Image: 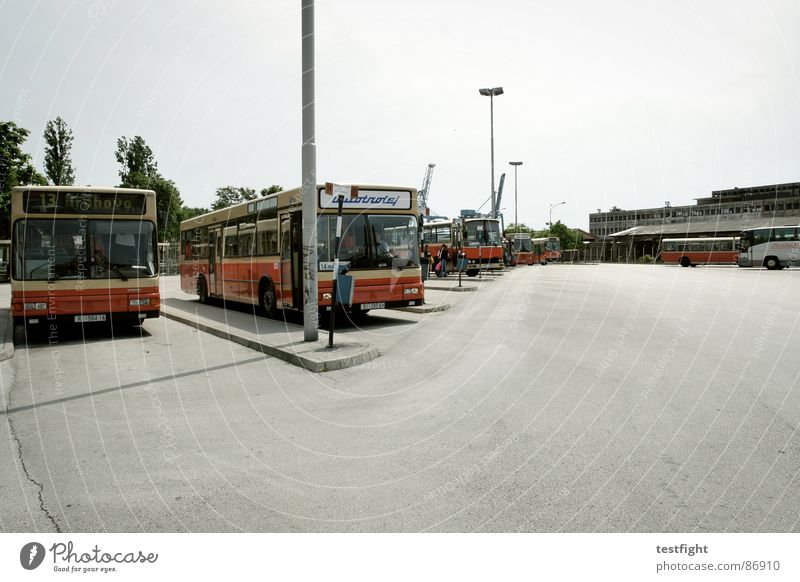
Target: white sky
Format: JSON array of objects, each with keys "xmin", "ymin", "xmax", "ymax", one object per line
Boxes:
[{"xmin": 1, "ymin": 0, "xmax": 799, "ymax": 229}]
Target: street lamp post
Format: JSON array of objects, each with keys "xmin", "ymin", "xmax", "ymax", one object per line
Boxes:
[
  {"xmin": 479, "ymin": 87, "xmax": 504, "ymax": 219},
  {"xmin": 509, "ymin": 161, "xmax": 522, "ymax": 230},
  {"xmin": 549, "ymin": 201, "xmax": 566, "ymax": 234}
]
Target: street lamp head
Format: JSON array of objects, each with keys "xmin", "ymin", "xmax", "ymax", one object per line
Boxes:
[
  {"xmin": 479, "ymin": 87, "xmax": 504, "ymax": 96},
  {"xmin": 509, "ymin": 161, "xmax": 523, "ymax": 167}
]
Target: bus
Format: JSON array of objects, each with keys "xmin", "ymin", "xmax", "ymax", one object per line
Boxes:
[
  {"xmin": 661, "ymin": 237, "xmax": 739, "ymax": 267},
  {"xmin": 508, "ymin": 233, "xmax": 533, "ymax": 266},
  {"xmin": 736, "ymin": 226, "xmax": 800, "ymax": 270},
  {"xmin": 179, "ymin": 184, "xmax": 423, "ymax": 318},
  {"xmin": 530, "ymin": 236, "xmax": 562, "ymax": 264},
  {"xmin": 422, "ymin": 216, "xmax": 504, "ymax": 276},
  {"xmin": 11, "ymin": 186, "xmax": 161, "ymax": 327}
]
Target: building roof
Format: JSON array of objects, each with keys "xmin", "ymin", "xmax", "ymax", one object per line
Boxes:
[{"xmin": 608, "ymin": 217, "xmax": 800, "ymax": 238}]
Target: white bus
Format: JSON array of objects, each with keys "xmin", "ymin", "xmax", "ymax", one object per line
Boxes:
[{"xmin": 737, "ymin": 226, "xmax": 800, "ymax": 270}]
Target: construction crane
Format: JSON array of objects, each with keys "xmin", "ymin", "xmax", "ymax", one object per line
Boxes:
[
  {"xmin": 418, "ymin": 163, "xmax": 435, "ymax": 218},
  {"xmin": 495, "ymin": 173, "xmax": 506, "ymax": 219}
]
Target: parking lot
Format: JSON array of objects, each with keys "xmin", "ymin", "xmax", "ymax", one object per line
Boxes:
[{"xmin": 2, "ymin": 264, "xmax": 800, "ymax": 532}]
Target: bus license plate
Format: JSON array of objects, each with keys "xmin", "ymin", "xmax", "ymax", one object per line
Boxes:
[
  {"xmin": 361, "ymin": 303, "xmax": 385, "ymax": 310},
  {"xmin": 74, "ymin": 314, "xmax": 107, "ymax": 323}
]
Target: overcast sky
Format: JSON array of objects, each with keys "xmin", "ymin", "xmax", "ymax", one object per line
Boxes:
[{"xmin": 2, "ymin": 0, "xmax": 798, "ymax": 229}]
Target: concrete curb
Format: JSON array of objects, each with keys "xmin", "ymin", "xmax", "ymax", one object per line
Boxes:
[
  {"xmin": 392, "ymin": 302, "xmax": 452, "ymax": 314},
  {"xmin": 161, "ymin": 308, "xmax": 379, "ymax": 373},
  {"xmin": 0, "ymin": 309, "xmax": 14, "ymax": 362},
  {"xmin": 423, "ymin": 285, "xmax": 477, "ymax": 292}
]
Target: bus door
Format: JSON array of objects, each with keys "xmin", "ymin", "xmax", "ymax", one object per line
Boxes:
[
  {"xmin": 208, "ymin": 226, "xmax": 222, "ymax": 296},
  {"xmin": 280, "ymin": 212, "xmax": 303, "ymax": 308}
]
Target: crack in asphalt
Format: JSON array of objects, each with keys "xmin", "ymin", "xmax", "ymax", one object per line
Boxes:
[{"xmin": 5, "ymin": 360, "xmax": 62, "ymax": 533}]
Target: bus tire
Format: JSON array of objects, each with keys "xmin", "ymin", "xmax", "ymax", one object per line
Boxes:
[
  {"xmin": 466, "ymin": 268, "xmax": 479, "ymax": 277},
  {"xmin": 198, "ymin": 276, "xmax": 208, "ymax": 304},
  {"xmin": 680, "ymin": 257, "xmax": 691, "ymax": 267},
  {"xmin": 764, "ymin": 256, "xmax": 781, "ymax": 270},
  {"xmin": 259, "ymin": 279, "xmax": 278, "ymax": 317}
]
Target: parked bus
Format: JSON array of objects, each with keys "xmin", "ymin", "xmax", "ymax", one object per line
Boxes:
[
  {"xmin": 422, "ymin": 216, "xmax": 504, "ymax": 276},
  {"xmin": 530, "ymin": 236, "xmax": 562, "ymax": 264},
  {"xmin": 661, "ymin": 237, "xmax": 739, "ymax": 267},
  {"xmin": 179, "ymin": 184, "xmax": 423, "ymax": 318},
  {"xmin": 11, "ymin": 186, "xmax": 160, "ymax": 327},
  {"xmin": 736, "ymin": 226, "xmax": 800, "ymax": 270},
  {"xmin": 508, "ymin": 233, "xmax": 533, "ymax": 266}
]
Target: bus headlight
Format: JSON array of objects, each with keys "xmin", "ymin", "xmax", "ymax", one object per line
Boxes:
[
  {"xmin": 23, "ymin": 302, "xmax": 47, "ymax": 310},
  {"xmin": 129, "ymin": 298, "xmax": 151, "ymax": 306},
  {"xmin": 404, "ymin": 288, "xmax": 420, "ymax": 295},
  {"xmin": 322, "ymin": 293, "xmax": 332, "ymax": 300}
]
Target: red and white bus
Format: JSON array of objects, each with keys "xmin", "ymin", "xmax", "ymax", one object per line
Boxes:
[
  {"xmin": 736, "ymin": 226, "xmax": 800, "ymax": 269},
  {"xmin": 422, "ymin": 216, "xmax": 504, "ymax": 276},
  {"xmin": 11, "ymin": 186, "xmax": 161, "ymax": 327},
  {"xmin": 661, "ymin": 237, "xmax": 739, "ymax": 267},
  {"xmin": 508, "ymin": 233, "xmax": 533, "ymax": 266},
  {"xmin": 530, "ymin": 236, "xmax": 562, "ymax": 264},
  {"xmin": 179, "ymin": 184, "xmax": 423, "ymax": 318}
]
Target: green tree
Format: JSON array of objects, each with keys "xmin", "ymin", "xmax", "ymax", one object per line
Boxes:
[
  {"xmin": 504, "ymin": 223, "xmax": 531, "ymax": 235},
  {"xmin": 210, "ymin": 185, "xmax": 282, "ymax": 210},
  {"xmin": 260, "ymin": 185, "xmax": 282, "ymax": 197},
  {"xmin": 115, "ymin": 136, "xmax": 158, "ymax": 183},
  {"xmin": 43, "ymin": 116, "xmax": 76, "ymax": 185},
  {"xmin": 180, "ymin": 206, "xmax": 208, "ymax": 221},
  {"xmin": 0, "ymin": 121, "xmax": 47, "ymax": 237},
  {"xmin": 115, "ymin": 135, "xmax": 183, "ymax": 242},
  {"xmin": 549, "ymin": 220, "xmax": 577, "ymax": 250}
]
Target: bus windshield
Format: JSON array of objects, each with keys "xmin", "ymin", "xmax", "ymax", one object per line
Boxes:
[
  {"xmin": 317, "ymin": 214, "xmax": 419, "ymax": 269},
  {"xmin": 513, "ymin": 238, "xmax": 532, "ymax": 252},
  {"xmin": 465, "ymin": 220, "xmax": 501, "ymax": 245},
  {"xmin": 14, "ymin": 219, "xmax": 156, "ymax": 281}
]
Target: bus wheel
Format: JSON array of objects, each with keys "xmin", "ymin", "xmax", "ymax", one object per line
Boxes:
[
  {"xmin": 680, "ymin": 257, "xmax": 691, "ymax": 267},
  {"xmin": 764, "ymin": 257, "xmax": 781, "ymax": 270},
  {"xmin": 198, "ymin": 277, "xmax": 208, "ymax": 304},
  {"xmin": 259, "ymin": 280, "xmax": 277, "ymax": 317},
  {"xmin": 466, "ymin": 269, "xmax": 479, "ymax": 277}
]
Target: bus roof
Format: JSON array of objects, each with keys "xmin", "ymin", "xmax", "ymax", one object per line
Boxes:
[
  {"xmin": 12, "ymin": 185, "xmax": 155, "ymax": 195},
  {"xmin": 181, "ymin": 183, "xmax": 417, "ymax": 230}
]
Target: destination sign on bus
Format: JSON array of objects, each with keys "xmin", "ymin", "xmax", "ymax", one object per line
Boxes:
[
  {"xmin": 23, "ymin": 191, "xmax": 147, "ymax": 215},
  {"xmin": 318, "ymin": 188, "xmax": 412, "ymax": 210}
]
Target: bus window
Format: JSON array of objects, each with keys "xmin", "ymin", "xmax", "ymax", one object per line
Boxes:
[{"xmin": 774, "ymin": 228, "xmax": 797, "ymax": 241}]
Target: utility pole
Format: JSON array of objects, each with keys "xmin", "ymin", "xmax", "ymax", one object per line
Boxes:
[{"xmin": 301, "ymin": 0, "xmax": 318, "ymax": 341}]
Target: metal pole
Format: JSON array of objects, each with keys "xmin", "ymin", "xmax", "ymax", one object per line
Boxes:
[
  {"xmin": 328, "ymin": 194, "xmax": 343, "ymax": 349},
  {"xmin": 514, "ymin": 164, "xmax": 518, "ymax": 229},
  {"xmin": 490, "ymin": 95, "xmax": 496, "ymax": 220},
  {"xmin": 301, "ymin": 0, "xmax": 318, "ymax": 341}
]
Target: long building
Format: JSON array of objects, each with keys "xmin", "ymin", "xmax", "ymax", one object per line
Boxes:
[{"xmin": 585, "ymin": 182, "xmax": 800, "ymax": 261}]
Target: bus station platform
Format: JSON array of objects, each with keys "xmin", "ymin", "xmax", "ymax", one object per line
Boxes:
[
  {"xmin": 160, "ymin": 298, "xmax": 380, "ymax": 373},
  {"xmin": 158, "ymin": 277, "xmax": 452, "ymax": 373}
]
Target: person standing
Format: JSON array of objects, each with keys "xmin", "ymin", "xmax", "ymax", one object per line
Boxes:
[
  {"xmin": 422, "ymin": 244, "xmax": 433, "ymax": 281},
  {"xmin": 438, "ymin": 244, "xmax": 449, "ymax": 277}
]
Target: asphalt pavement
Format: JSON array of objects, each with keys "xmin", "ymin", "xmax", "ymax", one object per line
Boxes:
[{"xmin": 2, "ymin": 265, "xmax": 800, "ymax": 533}]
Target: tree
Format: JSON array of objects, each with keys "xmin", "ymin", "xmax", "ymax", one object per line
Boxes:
[
  {"xmin": 210, "ymin": 186, "xmax": 255, "ymax": 211},
  {"xmin": 43, "ymin": 116, "xmax": 76, "ymax": 185},
  {"xmin": 260, "ymin": 185, "xmax": 282, "ymax": 197},
  {"xmin": 122, "ymin": 171, "xmax": 184, "ymax": 242},
  {"xmin": 549, "ymin": 220, "xmax": 578, "ymax": 251},
  {"xmin": 180, "ymin": 206, "xmax": 208, "ymax": 221},
  {"xmin": 115, "ymin": 135, "xmax": 183, "ymax": 242},
  {"xmin": 505, "ymin": 223, "xmax": 531, "ymax": 235},
  {"xmin": 210, "ymin": 185, "xmax": 282, "ymax": 210},
  {"xmin": 0, "ymin": 121, "xmax": 47, "ymax": 237},
  {"xmin": 115, "ymin": 136, "xmax": 158, "ymax": 183}
]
